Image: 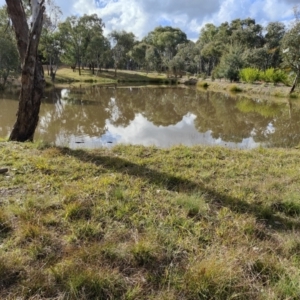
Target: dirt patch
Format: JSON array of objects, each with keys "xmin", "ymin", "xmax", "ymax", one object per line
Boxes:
[{"xmin": 0, "ymin": 187, "xmax": 26, "ymax": 202}]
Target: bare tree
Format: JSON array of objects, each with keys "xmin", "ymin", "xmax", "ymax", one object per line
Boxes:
[{"xmin": 5, "ymin": 0, "xmax": 45, "ymax": 141}]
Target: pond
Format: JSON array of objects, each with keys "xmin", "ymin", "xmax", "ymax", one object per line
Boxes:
[{"xmin": 0, "ymin": 85, "xmax": 300, "ymax": 149}]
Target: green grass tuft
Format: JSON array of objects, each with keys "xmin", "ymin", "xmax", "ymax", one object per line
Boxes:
[
  {"xmin": 1, "ymin": 142, "xmax": 300, "ymax": 298},
  {"xmin": 197, "ymin": 81, "xmax": 209, "ymax": 89},
  {"xmin": 229, "ymin": 84, "xmax": 243, "ymax": 93}
]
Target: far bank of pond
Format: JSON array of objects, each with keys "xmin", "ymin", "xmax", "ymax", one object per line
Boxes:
[
  {"xmin": 198, "ymin": 79, "xmax": 300, "ymax": 99},
  {"xmin": 48, "ymin": 67, "xmax": 300, "ymax": 98},
  {"xmin": 49, "ymin": 67, "xmax": 180, "ymax": 87},
  {"xmin": 5, "ymin": 67, "xmax": 299, "ymax": 98}
]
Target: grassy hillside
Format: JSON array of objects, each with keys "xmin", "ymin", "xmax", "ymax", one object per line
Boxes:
[
  {"xmin": 1, "ymin": 142, "xmax": 300, "ymax": 299},
  {"xmin": 46, "ymin": 67, "xmax": 173, "ymax": 87}
]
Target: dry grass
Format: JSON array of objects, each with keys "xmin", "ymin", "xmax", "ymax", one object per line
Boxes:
[
  {"xmin": 1, "ymin": 142, "xmax": 300, "ymax": 299},
  {"xmin": 199, "ymin": 79, "xmax": 300, "ymax": 99},
  {"xmin": 46, "ymin": 67, "xmax": 172, "ymax": 87}
]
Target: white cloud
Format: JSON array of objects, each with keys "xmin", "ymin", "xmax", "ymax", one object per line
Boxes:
[{"xmin": 0, "ymin": 0, "xmax": 298, "ymax": 40}]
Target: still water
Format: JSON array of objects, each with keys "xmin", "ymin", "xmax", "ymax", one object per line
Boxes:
[{"xmin": 0, "ymin": 85, "xmax": 299, "ymax": 149}]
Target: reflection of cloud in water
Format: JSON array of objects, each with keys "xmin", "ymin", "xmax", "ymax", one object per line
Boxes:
[
  {"xmin": 105, "ymin": 113, "xmax": 260, "ymax": 149},
  {"xmin": 106, "ymin": 97, "xmax": 120, "ymax": 122},
  {"xmin": 106, "ymin": 113, "xmax": 199, "ymax": 147},
  {"xmin": 58, "ymin": 113, "xmax": 261, "ymax": 149},
  {"xmin": 61, "ymin": 89, "xmax": 70, "ymax": 99},
  {"xmin": 265, "ymin": 122, "xmax": 275, "ymax": 135}
]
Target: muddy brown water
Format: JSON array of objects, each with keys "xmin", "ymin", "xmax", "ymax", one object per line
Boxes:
[{"xmin": 1, "ymin": 85, "xmax": 299, "ymax": 149}]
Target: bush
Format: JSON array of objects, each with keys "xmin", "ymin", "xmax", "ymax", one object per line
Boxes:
[
  {"xmin": 260, "ymin": 68, "xmax": 274, "ymax": 82},
  {"xmin": 272, "ymin": 69, "xmax": 288, "ymax": 85},
  {"xmin": 239, "ymin": 68, "xmax": 260, "ymax": 83},
  {"xmin": 197, "ymin": 81, "xmax": 209, "ymax": 89},
  {"xmin": 260, "ymin": 68, "xmax": 288, "ymax": 85},
  {"xmin": 216, "ymin": 45, "xmax": 244, "ymax": 82},
  {"xmin": 229, "ymin": 84, "xmax": 243, "ymax": 93}
]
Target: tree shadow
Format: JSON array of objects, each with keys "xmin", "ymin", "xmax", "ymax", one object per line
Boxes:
[{"xmin": 58, "ymin": 147, "xmax": 300, "ymax": 232}]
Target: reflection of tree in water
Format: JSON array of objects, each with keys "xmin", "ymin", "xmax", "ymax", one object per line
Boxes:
[
  {"xmin": 112, "ymin": 87, "xmax": 186, "ymax": 127},
  {"xmin": 111, "ymin": 87, "xmax": 269, "ymax": 143},
  {"xmin": 196, "ymin": 93, "xmax": 246, "ymax": 142},
  {"xmin": 193, "ymin": 92, "xmax": 276, "ymax": 143},
  {"xmin": 234, "ymin": 97, "xmax": 282, "ymax": 143},
  {"xmin": 38, "ymin": 87, "xmax": 113, "ymax": 143},
  {"xmin": 107, "ymin": 88, "xmax": 135, "ymax": 127},
  {"xmin": 142, "ymin": 88, "xmax": 186, "ymax": 126},
  {"xmin": 263, "ymin": 100, "xmax": 300, "ymax": 148},
  {"xmin": 7, "ymin": 85, "xmax": 300, "ymax": 148},
  {"xmin": 229, "ymin": 96, "xmax": 300, "ymax": 147}
]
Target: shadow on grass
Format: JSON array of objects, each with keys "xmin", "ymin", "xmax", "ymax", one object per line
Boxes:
[{"xmin": 58, "ymin": 147, "xmax": 300, "ymax": 232}]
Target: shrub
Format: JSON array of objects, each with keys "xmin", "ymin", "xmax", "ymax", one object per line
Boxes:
[
  {"xmin": 239, "ymin": 68, "xmax": 260, "ymax": 83},
  {"xmin": 260, "ymin": 68, "xmax": 288, "ymax": 85},
  {"xmin": 229, "ymin": 84, "xmax": 243, "ymax": 93},
  {"xmin": 197, "ymin": 81, "xmax": 209, "ymax": 89},
  {"xmin": 272, "ymin": 69, "xmax": 288, "ymax": 85},
  {"xmin": 260, "ymin": 68, "xmax": 274, "ymax": 82}
]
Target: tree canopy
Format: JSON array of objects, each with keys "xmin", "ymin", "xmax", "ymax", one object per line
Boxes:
[{"xmin": 1, "ymin": 3, "xmax": 300, "ymax": 86}]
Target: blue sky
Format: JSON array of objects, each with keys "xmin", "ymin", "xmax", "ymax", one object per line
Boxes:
[{"xmin": 1, "ymin": 0, "xmax": 298, "ymax": 40}]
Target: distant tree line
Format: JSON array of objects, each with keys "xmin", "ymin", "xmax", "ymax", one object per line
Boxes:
[{"xmin": 0, "ymin": 2, "xmax": 300, "ymax": 88}]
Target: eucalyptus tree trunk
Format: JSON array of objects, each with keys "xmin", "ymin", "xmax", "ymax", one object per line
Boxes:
[{"xmin": 5, "ymin": 0, "xmax": 45, "ymax": 142}]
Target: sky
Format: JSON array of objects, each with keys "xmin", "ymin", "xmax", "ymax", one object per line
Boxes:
[{"xmin": 1, "ymin": 0, "xmax": 299, "ymax": 41}]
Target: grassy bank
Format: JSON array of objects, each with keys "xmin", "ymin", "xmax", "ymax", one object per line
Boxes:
[
  {"xmin": 197, "ymin": 79, "xmax": 300, "ymax": 99},
  {"xmin": 1, "ymin": 142, "xmax": 300, "ymax": 299},
  {"xmin": 46, "ymin": 67, "xmax": 176, "ymax": 87},
  {"xmin": 4, "ymin": 68, "xmax": 180, "ymax": 90}
]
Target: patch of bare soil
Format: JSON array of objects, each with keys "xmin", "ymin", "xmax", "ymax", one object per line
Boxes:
[{"xmin": 0, "ymin": 187, "xmax": 26, "ymax": 202}]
